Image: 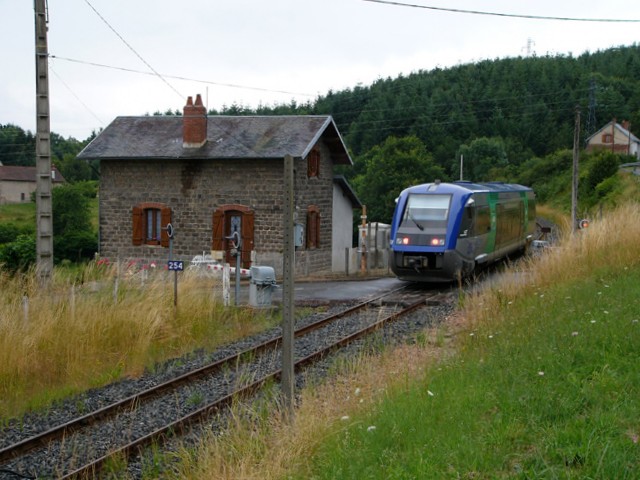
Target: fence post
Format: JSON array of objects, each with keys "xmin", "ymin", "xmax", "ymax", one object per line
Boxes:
[
  {"xmin": 22, "ymin": 296, "xmax": 29, "ymax": 324},
  {"xmin": 345, "ymin": 247, "xmax": 350, "ymax": 276}
]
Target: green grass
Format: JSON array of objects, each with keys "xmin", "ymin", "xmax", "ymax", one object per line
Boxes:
[
  {"xmin": 0, "ymin": 202, "xmax": 35, "ymax": 231},
  {"xmin": 0, "ymin": 197, "xmax": 98, "ymax": 233},
  {"xmin": 302, "ymin": 269, "xmax": 640, "ymax": 479}
]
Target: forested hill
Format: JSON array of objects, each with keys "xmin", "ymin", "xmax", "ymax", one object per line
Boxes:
[
  {"xmin": 2, "ymin": 44, "xmax": 639, "ymax": 220},
  {"xmin": 288, "ymin": 44, "xmax": 639, "ymax": 168}
]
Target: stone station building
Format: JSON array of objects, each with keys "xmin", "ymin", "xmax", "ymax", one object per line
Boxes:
[{"xmin": 77, "ymin": 95, "xmax": 360, "ymax": 276}]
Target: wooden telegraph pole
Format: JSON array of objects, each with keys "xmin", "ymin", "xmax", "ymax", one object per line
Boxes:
[
  {"xmin": 34, "ymin": 0, "xmax": 54, "ymax": 282},
  {"xmin": 281, "ymin": 154, "xmax": 295, "ymax": 419},
  {"xmin": 571, "ymin": 105, "xmax": 581, "ymax": 234}
]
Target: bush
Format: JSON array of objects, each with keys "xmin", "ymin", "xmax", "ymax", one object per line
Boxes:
[
  {"xmin": 54, "ymin": 231, "xmax": 98, "ymax": 263},
  {"xmin": 585, "ymin": 152, "xmax": 620, "ymax": 191},
  {"xmin": 0, "ymin": 234, "xmax": 36, "ymax": 272},
  {"xmin": 0, "ymin": 223, "xmax": 23, "ymax": 245}
]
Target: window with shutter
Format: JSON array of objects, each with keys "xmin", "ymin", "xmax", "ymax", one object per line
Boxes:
[
  {"xmin": 307, "ymin": 147, "xmax": 320, "ymax": 178},
  {"xmin": 132, "ymin": 202, "xmax": 171, "ymax": 247},
  {"xmin": 306, "ymin": 205, "xmax": 320, "ymax": 249}
]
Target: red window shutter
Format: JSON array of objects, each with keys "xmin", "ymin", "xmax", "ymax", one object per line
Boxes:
[
  {"xmin": 306, "ymin": 206, "xmax": 320, "ymax": 249},
  {"xmin": 132, "ymin": 206, "xmax": 144, "ymax": 246},
  {"xmin": 315, "ymin": 211, "xmax": 321, "ymax": 248},
  {"xmin": 212, "ymin": 210, "xmax": 224, "ymax": 251},
  {"xmin": 241, "ymin": 210, "xmax": 255, "ymax": 269},
  {"xmin": 307, "ymin": 149, "xmax": 320, "ymax": 177},
  {"xmin": 160, "ymin": 206, "xmax": 172, "ymax": 247}
]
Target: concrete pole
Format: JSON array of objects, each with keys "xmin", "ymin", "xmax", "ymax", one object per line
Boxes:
[{"xmin": 34, "ymin": 0, "xmax": 54, "ymax": 283}]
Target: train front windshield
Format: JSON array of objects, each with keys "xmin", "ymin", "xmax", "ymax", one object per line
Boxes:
[{"xmin": 402, "ymin": 194, "xmax": 451, "ymax": 227}]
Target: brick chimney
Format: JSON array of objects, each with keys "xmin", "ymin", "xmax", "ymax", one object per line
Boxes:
[{"xmin": 183, "ymin": 94, "xmax": 207, "ymax": 148}]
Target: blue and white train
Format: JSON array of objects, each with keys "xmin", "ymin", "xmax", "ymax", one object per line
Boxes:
[{"xmin": 390, "ymin": 180, "xmax": 536, "ymax": 282}]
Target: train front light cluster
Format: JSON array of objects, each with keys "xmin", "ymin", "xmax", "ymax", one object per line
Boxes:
[{"xmin": 396, "ymin": 236, "xmax": 445, "ymax": 246}]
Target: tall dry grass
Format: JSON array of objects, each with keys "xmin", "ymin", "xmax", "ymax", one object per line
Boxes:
[
  {"xmin": 0, "ymin": 264, "xmax": 275, "ymax": 419},
  {"xmin": 175, "ymin": 333, "xmax": 452, "ymax": 480},
  {"xmin": 463, "ymin": 201, "xmax": 640, "ymax": 329},
  {"xmin": 174, "ymin": 201, "xmax": 640, "ymax": 479}
]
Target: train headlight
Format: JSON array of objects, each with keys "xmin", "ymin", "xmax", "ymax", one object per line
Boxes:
[
  {"xmin": 430, "ymin": 237, "xmax": 445, "ymax": 246},
  {"xmin": 402, "ymin": 237, "xmax": 410, "ymax": 245}
]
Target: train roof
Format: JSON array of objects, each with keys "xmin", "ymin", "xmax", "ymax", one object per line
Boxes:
[{"xmin": 402, "ymin": 181, "xmax": 533, "ymax": 195}]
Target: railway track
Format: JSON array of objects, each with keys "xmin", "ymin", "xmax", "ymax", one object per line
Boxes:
[{"xmin": 0, "ymin": 284, "xmax": 452, "ymax": 479}]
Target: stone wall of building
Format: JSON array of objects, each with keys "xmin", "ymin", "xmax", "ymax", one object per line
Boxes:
[{"xmin": 98, "ymin": 141, "xmax": 335, "ymax": 277}]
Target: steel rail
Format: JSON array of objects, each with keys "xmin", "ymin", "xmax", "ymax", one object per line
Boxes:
[
  {"xmin": 0, "ymin": 285, "xmax": 410, "ymax": 465},
  {"xmin": 60, "ymin": 291, "xmax": 436, "ymax": 479}
]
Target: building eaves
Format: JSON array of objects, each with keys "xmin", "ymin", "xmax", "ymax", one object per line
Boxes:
[
  {"xmin": 333, "ymin": 175, "xmax": 362, "ymax": 208},
  {"xmin": 77, "ymin": 115, "xmax": 353, "ymax": 165}
]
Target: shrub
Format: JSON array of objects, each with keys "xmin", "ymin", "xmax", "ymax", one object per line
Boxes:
[
  {"xmin": 54, "ymin": 231, "xmax": 98, "ymax": 263},
  {"xmin": 0, "ymin": 233, "xmax": 36, "ymax": 272}
]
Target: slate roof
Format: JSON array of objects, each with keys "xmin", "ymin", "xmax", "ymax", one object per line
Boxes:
[
  {"xmin": 0, "ymin": 165, "xmax": 66, "ymax": 183},
  {"xmin": 78, "ymin": 115, "xmax": 352, "ymax": 165},
  {"xmin": 586, "ymin": 120, "xmax": 640, "ymax": 144}
]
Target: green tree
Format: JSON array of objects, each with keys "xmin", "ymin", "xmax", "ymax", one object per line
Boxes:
[
  {"xmin": 353, "ymin": 136, "xmax": 446, "ymax": 224},
  {"xmin": 0, "ymin": 124, "xmax": 35, "ymax": 166},
  {"xmin": 51, "ymin": 184, "xmax": 98, "ymax": 263},
  {"xmin": 455, "ymin": 137, "xmax": 508, "ymax": 181},
  {"xmin": 0, "ymin": 234, "xmax": 36, "ymax": 272},
  {"xmin": 52, "ymin": 184, "xmax": 92, "ymax": 235}
]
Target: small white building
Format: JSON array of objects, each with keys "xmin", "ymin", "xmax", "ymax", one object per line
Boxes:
[
  {"xmin": 585, "ymin": 119, "xmax": 640, "ymax": 159},
  {"xmin": 332, "ymin": 176, "xmax": 362, "ymax": 272},
  {"xmin": 0, "ymin": 164, "xmax": 66, "ymax": 205}
]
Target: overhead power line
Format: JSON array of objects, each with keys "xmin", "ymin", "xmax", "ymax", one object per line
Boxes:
[
  {"xmin": 49, "ymin": 55, "xmax": 316, "ymax": 98},
  {"xmin": 362, "ymin": 0, "xmax": 640, "ymax": 22},
  {"xmin": 83, "ymin": 0, "xmax": 184, "ymax": 100},
  {"xmin": 50, "ymin": 65, "xmax": 106, "ymax": 127}
]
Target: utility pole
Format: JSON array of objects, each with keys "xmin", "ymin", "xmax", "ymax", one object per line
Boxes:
[
  {"xmin": 281, "ymin": 154, "xmax": 295, "ymax": 419},
  {"xmin": 572, "ymin": 105, "xmax": 581, "ymax": 234},
  {"xmin": 34, "ymin": 0, "xmax": 54, "ymax": 283},
  {"xmin": 585, "ymin": 78, "xmax": 597, "ymax": 143}
]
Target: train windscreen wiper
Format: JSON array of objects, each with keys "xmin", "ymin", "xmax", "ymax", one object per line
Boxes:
[{"xmin": 407, "ymin": 211, "xmax": 424, "ymax": 231}]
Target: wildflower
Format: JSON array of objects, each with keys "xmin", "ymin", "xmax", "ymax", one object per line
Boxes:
[
  {"xmin": 538, "ymin": 371, "xmax": 545, "ymax": 376},
  {"xmin": 367, "ymin": 426, "xmax": 376, "ymax": 432},
  {"xmin": 469, "ymin": 332, "xmax": 475, "ymax": 337},
  {"xmin": 354, "ymin": 388, "xmax": 361, "ymax": 396},
  {"xmin": 603, "ymin": 310, "xmax": 609, "ymax": 314},
  {"xmin": 341, "ymin": 416, "xmax": 349, "ymax": 421},
  {"xmin": 427, "ymin": 390, "xmax": 435, "ymax": 397},
  {"xmin": 591, "ymin": 320, "xmax": 596, "ymax": 324},
  {"xmin": 488, "ymin": 335, "xmax": 494, "ymax": 339},
  {"xmin": 571, "ymin": 331, "xmax": 579, "ymax": 336}
]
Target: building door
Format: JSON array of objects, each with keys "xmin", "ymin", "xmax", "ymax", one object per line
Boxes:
[
  {"xmin": 225, "ymin": 212, "xmax": 242, "ymax": 265},
  {"xmin": 212, "ymin": 205, "xmax": 254, "ymax": 269}
]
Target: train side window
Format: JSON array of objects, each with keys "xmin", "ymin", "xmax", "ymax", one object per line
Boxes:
[
  {"xmin": 459, "ymin": 204, "xmax": 475, "ymax": 237},
  {"xmin": 476, "ymin": 206, "xmax": 491, "ymax": 233}
]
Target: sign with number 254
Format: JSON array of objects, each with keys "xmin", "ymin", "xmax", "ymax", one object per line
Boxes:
[{"xmin": 168, "ymin": 261, "xmax": 184, "ymax": 271}]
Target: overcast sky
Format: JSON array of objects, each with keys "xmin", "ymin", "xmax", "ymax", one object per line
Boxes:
[{"xmin": 1, "ymin": 0, "xmax": 639, "ymax": 140}]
